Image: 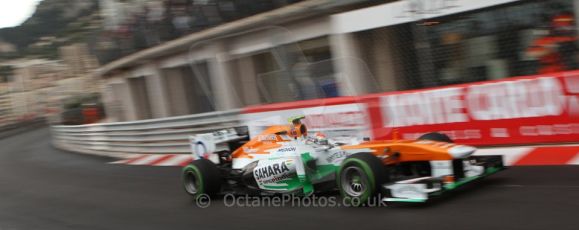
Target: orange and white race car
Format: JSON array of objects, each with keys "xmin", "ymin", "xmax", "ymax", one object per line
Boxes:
[{"xmin": 182, "ymin": 116, "xmax": 504, "ymax": 205}]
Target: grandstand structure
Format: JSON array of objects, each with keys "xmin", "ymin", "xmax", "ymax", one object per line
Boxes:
[{"xmin": 96, "ymin": 0, "xmax": 579, "ymax": 122}]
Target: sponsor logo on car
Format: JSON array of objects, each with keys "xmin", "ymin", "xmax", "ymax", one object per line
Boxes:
[
  {"xmin": 277, "ymin": 147, "xmax": 297, "ymax": 153},
  {"xmin": 254, "ymin": 162, "xmax": 291, "ymax": 180}
]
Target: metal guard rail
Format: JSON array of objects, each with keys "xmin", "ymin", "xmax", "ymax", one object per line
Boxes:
[{"xmin": 51, "ymin": 110, "xmax": 243, "ymax": 157}]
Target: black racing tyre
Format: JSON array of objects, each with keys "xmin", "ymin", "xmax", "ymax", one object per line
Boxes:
[
  {"xmin": 337, "ymin": 153, "xmax": 388, "ymax": 207},
  {"xmin": 418, "ymin": 132, "xmax": 453, "ymax": 143},
  {"xmin": 182, "ymin": 159, "xmax": 222, "ymax": 198}
]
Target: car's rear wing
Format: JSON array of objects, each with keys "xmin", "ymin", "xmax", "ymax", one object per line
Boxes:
[{"xmin": 189, "ymin": 128, "xmax": 247, "ymax": 163}]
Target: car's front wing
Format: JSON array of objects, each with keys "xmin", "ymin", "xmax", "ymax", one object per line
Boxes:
[{"xmin": 382, "ymin": 155, "xmax": 505, "ymax": 202}]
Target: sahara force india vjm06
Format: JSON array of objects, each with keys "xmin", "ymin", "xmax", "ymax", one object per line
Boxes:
[{"xmin": 181, "ymin": 116, "xmax": 505, "ymax": 205}]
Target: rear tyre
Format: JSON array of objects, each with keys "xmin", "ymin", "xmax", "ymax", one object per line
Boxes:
[
  {"xmin": 337, "ymin": 153, "xmax": 388, "ymax": 207},
  {"xmin": 418, "ymin": 132, "xmax": 453, "ymax": 143},
  {"xmin": 182, "ymin": 159, "xmax": 222, "ymax": 198}
]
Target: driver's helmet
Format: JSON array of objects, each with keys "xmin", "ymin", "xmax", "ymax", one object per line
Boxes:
[
  {"xmin": 288, "ymin": 115, "xmax": 307, "ymax": 138},
  {"xmin": 313, "ymin": 132, "xmax": 328, "ymax": 145}
]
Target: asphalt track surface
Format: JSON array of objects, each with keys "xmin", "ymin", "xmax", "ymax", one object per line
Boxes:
[{"xmin": 1, "ymin": 128, "xmax": 578, "ymax": 230}]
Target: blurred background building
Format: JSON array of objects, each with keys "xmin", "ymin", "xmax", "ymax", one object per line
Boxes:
[
  {"xmin": 0, "ymin": 43, "xmax": 102, "ymax": 126},
  {"xmin": 94, "ymin": 0, "xmax": 579, "ymax": 122},
  {"xmin": 0, "ymin": 0, "xmax": 104, "ymax": 126},
  {"xmin": 1, "ymin": 0, "xmax": 579, "ymax": 124},
  {"xmin": 0, "ymin": 80, "xmax": 14, "ymax": 127},
  {"xmin": 60, "ymin": 43, "xmax": 100, "ymax": 76}
]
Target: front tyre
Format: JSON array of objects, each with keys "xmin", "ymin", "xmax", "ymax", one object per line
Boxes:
[
  {"xmin": 182, "ymin": 159, "xmax": 222, "ymax": 198},
  {"xmin": 337, "ymin": 153, "xmax": 387, "ymax": 207}
]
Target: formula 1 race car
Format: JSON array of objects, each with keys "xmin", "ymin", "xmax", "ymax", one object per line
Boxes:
[{"xmin": 182, "ymin": 116, "xmax": 504, "ymax": 205}]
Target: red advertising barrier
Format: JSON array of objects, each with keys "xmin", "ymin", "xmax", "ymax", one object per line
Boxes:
[
  {"xmin": 243, "ymin": 71, "xmax": 579, "ymax": 147},
  {"xmin": 364, "ymin": 71, "xmax": 579, "ymax": 146}
]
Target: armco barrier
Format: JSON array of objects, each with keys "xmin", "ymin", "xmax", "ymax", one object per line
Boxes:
[
  {"xmin": 0, "ymin": 118, "xmax": 47, "ymax": 139},
  {"xmin": 52, "ymin": 71, "xmax": 578, "ymax": 158},
  {"xmin": 51, "ymin": 110, "xmax": 242, "ymax": 158}
]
